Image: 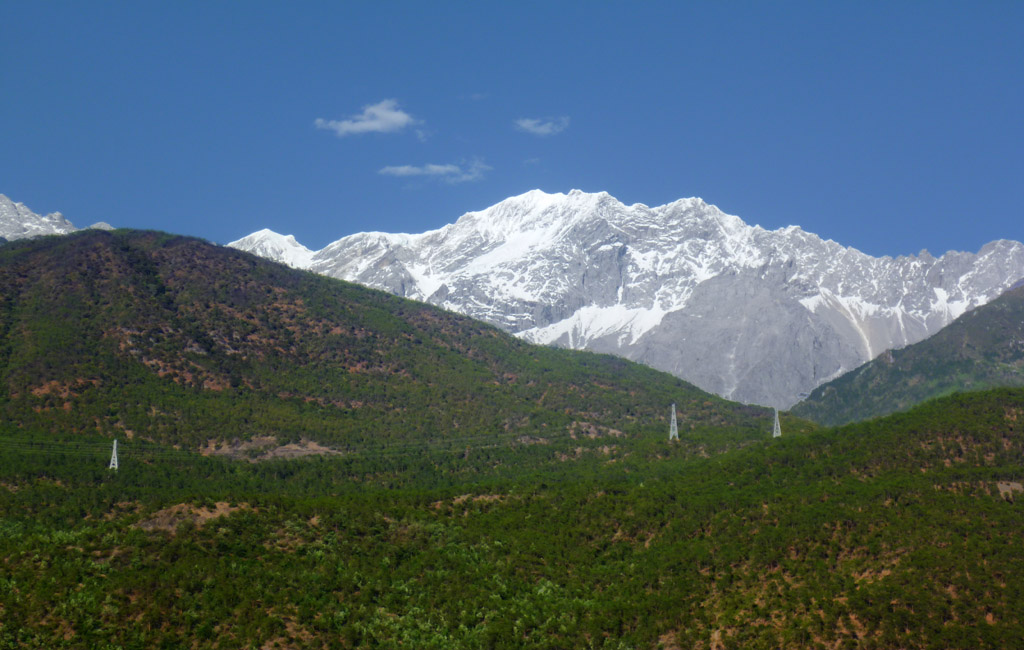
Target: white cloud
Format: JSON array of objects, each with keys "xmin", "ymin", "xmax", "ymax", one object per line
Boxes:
[
  {"xmin": 314, "ymin": 99, "xmax": 418, "ymax": 137},
  {"xmin": 379, "ymin": 163, "xmax": 461, "ymax": 177},
  {"xmin": 379, "ymin": 159, "xmax": 491, "ymax": 184},
  {"xmin": 515, "ymin": 116, "xmax": 570, "ymax": 136}
]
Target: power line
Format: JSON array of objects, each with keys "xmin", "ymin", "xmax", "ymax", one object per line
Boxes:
[{"xmin": 0, "ymin": 423, "xmax": 656, "ymax": 467}]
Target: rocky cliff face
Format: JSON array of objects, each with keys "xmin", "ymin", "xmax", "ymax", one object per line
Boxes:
[
  {"xmin": 0, "ymin": 194, "xmax": 116, "ymax": 241},
  {"xmin": 0, "ymin": 194, "xmax": 78, "ymax": 240},
  {"xmin": 231, "ymin": 189, "xmax": 1024, "ymax": 408}
]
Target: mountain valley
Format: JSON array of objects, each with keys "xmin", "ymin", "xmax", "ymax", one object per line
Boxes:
[{"xmin": 793, "ymin": 282, "xmax": 1024, "ymax": 425}]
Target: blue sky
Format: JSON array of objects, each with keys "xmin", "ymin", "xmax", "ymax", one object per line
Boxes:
[{"xmin": 2, "ymin": 1, "xmax": 1021, "ymax": 258}]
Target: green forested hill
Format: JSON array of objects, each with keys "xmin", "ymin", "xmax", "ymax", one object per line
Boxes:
[
  {"xmin": 793, "ymin": 284, "xmax": 1024, "ymax": 426},
  {"xmin": 4, "ymin": 230, "xmax": 1024, "ymax": 649},
  {"xmin": 0, "ymin": 229, "xmax": 770, "ymax": 458},
  {"xmin": 2, "ymin": 387, "xmax": 1023, "ymax": 648}
]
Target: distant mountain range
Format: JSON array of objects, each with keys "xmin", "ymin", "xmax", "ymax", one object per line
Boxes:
[
  {"xmin": 792, "ymin": 282, "xmax": 1024, "ymax": 425},
  {"xmin": 230, "ymin": 190, "xmax": 1024, "ymax": 408}
]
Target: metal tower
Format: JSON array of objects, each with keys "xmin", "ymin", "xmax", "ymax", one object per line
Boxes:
[
  {"xmin": 109, "ymin": 439, "xmax": 119, "ymax": 470},
  {"xmin": 669, "ymin": 403, "xmax": 679, "ymax": 441},
  {"xmin": 772, "ymin": 408, "xmax": 781, "ymax": 438}
]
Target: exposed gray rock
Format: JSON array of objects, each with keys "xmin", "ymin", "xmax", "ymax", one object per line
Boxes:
[{"xmin": 0, "ymin": 194, "xmax": 78, "ymax": 240}]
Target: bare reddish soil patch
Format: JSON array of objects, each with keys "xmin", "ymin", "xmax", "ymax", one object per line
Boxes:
[
  {"xmin": 997, "ymin": 481, "xmax": 1023, "ymax": 502},
  {"xmin": 200, "ymin": 436, "xmax": 342, "ymax": 462},
  {"xmin": 135, "ymin": 502, "xmax": 250, "ymax": 533}
]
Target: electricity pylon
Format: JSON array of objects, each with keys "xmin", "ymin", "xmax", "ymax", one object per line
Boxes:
[
  {"xmin": 109, "ymin": 439, "xmax": 119, "ymax": 470},
  {"xmin": 669, "ymin": 403, "xmax": 679, "ymax": 441}
]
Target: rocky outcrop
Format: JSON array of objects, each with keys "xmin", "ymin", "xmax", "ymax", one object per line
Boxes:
[{"xmin": 0, "ymin": 194, "xmax": 78, "ymax": 240}]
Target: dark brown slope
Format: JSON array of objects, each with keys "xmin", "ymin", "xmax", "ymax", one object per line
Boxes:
[{"xmin": 0, "ymin": 230, "xmax": 770, "ymax": 453}]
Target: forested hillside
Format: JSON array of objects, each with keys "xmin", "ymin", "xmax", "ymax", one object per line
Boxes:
[
  {"xmin": 2, "ymin": 388, "xmax": 1023, "ymax": 648},
  {"xmin": 793, "ymin": 284, "xmax": 1024, "ymax": 425},
  {"xmin": 3, "ymin": 230, "xmax": 1023, "ymax": 648},
  {"xmin": 0, "ymin": 230, "xmax": 771, "ymax": 462}
]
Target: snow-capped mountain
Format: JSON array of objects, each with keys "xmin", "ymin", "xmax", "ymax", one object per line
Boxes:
[
  {"xmin": 0, "ymin": 194, "xmax": 115, "ymax": 240},
  {"xmin": 230, "ymin": 189, "xmax": 1024, "ymax": 408},
  {"xmin": 0, "ymin": 194, "xmax": 78, "ymax": 240},
  {"xmin": 226, "ymin": 229, "xmax": 315, "ymax": 269}
]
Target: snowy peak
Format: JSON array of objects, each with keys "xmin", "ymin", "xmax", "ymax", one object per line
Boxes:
[
  {"xmin": 227, "ymin": 228, "xmax": 315, "ymax": 270},
  {"xmin": 0, "ymin": 194, "xmax": 78, "ymax": 240},
  {"xmin": 229, "ymin": 189, "xmax": 1024, "ymax": 408},
  {"xmin": 454, "ymin": 189, "xmax": 608, "ymax": 243}
]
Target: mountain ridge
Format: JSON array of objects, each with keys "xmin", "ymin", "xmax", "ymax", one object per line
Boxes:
[
  {"xmin": 231, "ymin": 189, "xmax": 1024, "ymax": 408},
  {"xmin": 0, "ymin": 228, "xmax": 770, "ymax": 452}
]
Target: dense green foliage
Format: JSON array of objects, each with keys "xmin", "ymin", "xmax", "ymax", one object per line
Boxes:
[
  {"xmin": 793, "ymin": 285, "xmax": 1024, "ymax": 426},
  {"xmin": 0, "ymin": 230, "xmax": 769, "ymax": 456},
  {"xmin": 2, "ymin": 388, "xmax": 1024, "ymax": 648},
  {"xmin": 4, "ymin": 230, "xmax": 1023, "ymax": 648}
]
